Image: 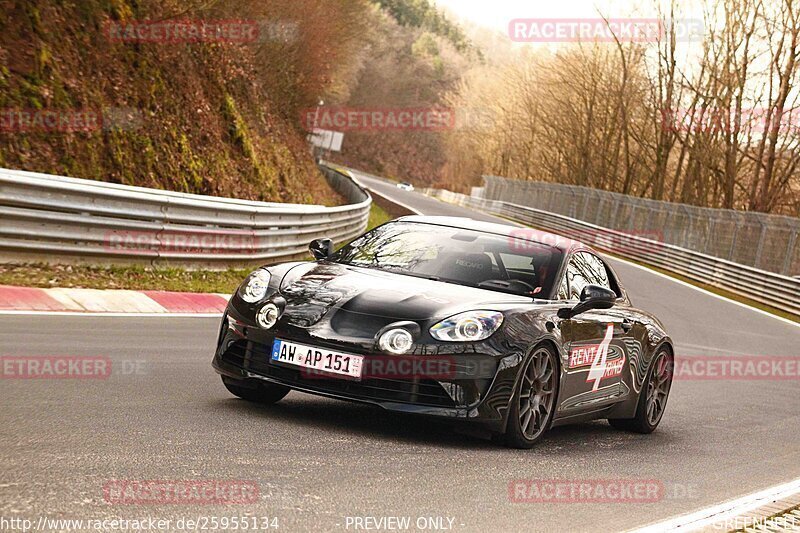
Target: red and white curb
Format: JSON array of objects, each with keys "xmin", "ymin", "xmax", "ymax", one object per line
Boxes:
[{"xmin": 0, "ymin": 285, "xmax": 229, "ymax": 315}]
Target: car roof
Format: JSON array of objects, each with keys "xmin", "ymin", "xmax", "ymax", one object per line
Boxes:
[{"xmin": 394, "ymin": 215, "xmax": 588, "ymax": 253}]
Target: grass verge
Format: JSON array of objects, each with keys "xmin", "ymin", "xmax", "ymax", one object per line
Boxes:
[
  {"xmin": 367, "ymin": 202, "xmax": 393, "ymax": 230},
  {"xmin": 0, "ymin": 264, "xmax": 250, "ymax": 294}
]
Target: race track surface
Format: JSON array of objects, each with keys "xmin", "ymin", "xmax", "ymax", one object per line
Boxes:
[{"xmin": 1, "ymin": 173, "xmax": 798, "ymax": 532}]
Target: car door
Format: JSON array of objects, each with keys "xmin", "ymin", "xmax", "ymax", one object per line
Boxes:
[{"xmin": 556, "ymin": 252, "xmax": 631, "ymax": 414}]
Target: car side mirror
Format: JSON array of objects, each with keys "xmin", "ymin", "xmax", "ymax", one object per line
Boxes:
[
  {"xmin": 309, "ymin": 238, "xmax": 334, "ymax": 260},
  {"xmin": 557, "ymin": 285, "xmax": 617, "ymax": 319}
]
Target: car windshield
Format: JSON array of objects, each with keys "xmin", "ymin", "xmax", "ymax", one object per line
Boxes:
[{"xmin": 334, "ymin": 221, "xmax": 564, "ymax": 298}]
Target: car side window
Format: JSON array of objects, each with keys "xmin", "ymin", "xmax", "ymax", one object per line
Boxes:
[
  {"xmin": 580, "ymin": 252, "xmax": 611, "ymax": 291},
  {"xmin": 593, "ymin": 254, "xmax": 624, "ymax": 297},
  {"xmin": 560, "ymin": 252, "xmax": 614, "ymax": 300},
  {"xmin": 565, "ymin": 253, "xmax": 592, "ymax": 300}
]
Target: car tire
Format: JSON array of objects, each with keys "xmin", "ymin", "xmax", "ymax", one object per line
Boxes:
[
  {"xmin": 609, "ymin": 348, "xmax": 673, "ymax": 434},
  {"xmin": 222, "ymin": 377, "xmax": 290, "ymax": 405},
  {"xmin": 503, "ymin": 344, "xmax": 559, "ymax": 449}
]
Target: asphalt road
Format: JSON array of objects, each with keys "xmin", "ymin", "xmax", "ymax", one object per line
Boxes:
[{"xmin": 1, "ymin": 173, "xmax": 799, "ymax": 533}]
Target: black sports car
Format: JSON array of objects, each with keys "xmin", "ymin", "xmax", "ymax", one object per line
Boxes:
[{"xmin": 213, "ymin": 216, "xmax": 674, "ymax": 448}]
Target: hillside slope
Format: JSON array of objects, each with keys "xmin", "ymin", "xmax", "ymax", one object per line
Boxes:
[{"xmin": 0, "ymin": 0, "xmax": 355, "ymax": 205}]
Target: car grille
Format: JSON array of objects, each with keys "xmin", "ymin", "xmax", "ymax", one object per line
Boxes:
[{"xmin": 220, "ymin": 340, "xmax": 460, "ymax": 408}]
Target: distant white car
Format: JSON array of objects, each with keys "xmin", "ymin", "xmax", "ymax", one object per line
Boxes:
[{"xmin": 397, "ymin": 182, "xmax": 414, "ymax": 191}]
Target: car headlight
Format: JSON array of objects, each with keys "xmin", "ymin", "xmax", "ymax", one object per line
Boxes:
[
  {"xmin": 238, "ymin": 269, "xmax": 271, "ymax": 303},
  {"xmin": 430, "ymin": 311, "xmax": 504, "ymax": 342},
  {"xmin": 378, "ymin": 328, "xmax": 414, "ymax": 354},
  {"xmin": 256, "ymin": 303, "xmax": 280, "ymax": 329}
]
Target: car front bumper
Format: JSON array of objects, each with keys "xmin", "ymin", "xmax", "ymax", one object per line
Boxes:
[{"xmin": 212, "ymin": 309, "xmax": 526, "ymax": 431}]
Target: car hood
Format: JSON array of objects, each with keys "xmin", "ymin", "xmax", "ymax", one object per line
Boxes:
[{"xmin": 278, "ymin": 262, "xmax": 529, "ymax": 327}]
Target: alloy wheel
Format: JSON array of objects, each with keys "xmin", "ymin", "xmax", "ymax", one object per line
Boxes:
[
  {"xmin": 645, "ymin": 351, "xmax": 672, "ymax": 426},
  {"xmin": 518, "ymin": 347, "xmax": 557, "ymax": 440}
]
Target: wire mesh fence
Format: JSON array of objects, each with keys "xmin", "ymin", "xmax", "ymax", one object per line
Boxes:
[{"xmin": 483, "ymin": 176, "xmax": 800, "ymax": 277}]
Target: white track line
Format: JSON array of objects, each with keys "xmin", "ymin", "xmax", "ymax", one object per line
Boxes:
[
  {"xmin": 609, "ymin": 255, "xmax": 800, "ymax": 329},
  {"xmin": 0, "ymin": 310, "xmax": 222, "ymax": 318},
  {"xmin": 630, "ymin": 477, "xmax": 800, "ymax": 532}
]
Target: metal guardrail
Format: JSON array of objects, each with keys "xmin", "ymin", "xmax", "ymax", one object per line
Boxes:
[
  {"xmin": 425, "ymin": 189, "xmax": 800, "ymax": 316},
  {"xmin": 0, "ymin": 164, "xmax": 371, "ymax": 266}
]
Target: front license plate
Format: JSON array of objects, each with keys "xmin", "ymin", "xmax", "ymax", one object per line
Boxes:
[{"xmin": 271, "ymin": 339, "xmax": 364, "ymax": 379}]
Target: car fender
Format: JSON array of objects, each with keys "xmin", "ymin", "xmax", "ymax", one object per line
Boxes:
[
  {"xmin": 496, "ymin": 330, "xmax": 565, "ymax": 433},
  {"xmin": 606, "ymin": 330, "xmax": 674, "ymax": 420}
]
